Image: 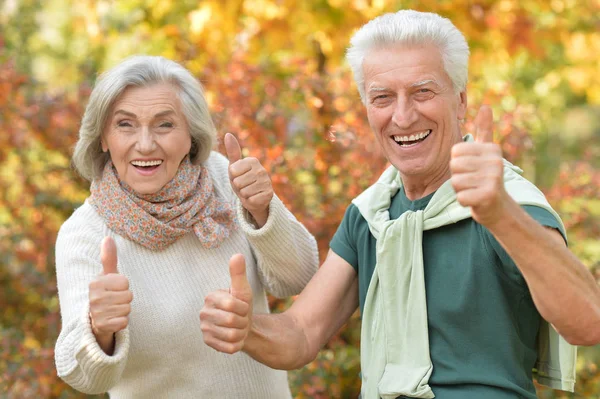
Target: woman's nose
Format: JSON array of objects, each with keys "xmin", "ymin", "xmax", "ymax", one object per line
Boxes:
[{"xmin": 136, "ymin": 128, "xmax": 156, "ymax": 153}]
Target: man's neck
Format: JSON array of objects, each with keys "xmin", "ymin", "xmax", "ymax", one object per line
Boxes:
[{"xmin": 401, "ymin": 169, "xmax": 451, "ymax": 201}]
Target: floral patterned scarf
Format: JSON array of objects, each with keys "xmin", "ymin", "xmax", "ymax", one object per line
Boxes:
[{"xmin": 89, "ymin": 157, "xmax": 236, "ymax": 251}]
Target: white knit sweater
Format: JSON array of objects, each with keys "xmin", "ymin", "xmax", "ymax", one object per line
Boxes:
[{"xmin": 54, "ymin": 152, "xmax": 319, "ymax": 398}]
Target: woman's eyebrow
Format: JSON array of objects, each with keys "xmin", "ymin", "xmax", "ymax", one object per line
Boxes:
[
  {"xmin": 154, "ymin": 110, "xmax": 175, "ymax": 118},
  {"xmin": 114, "ymin": 109, "xmax": 137, "ymax": 118},
  {"xmin": 112, "ymin": 110, "xmax": 175, "ymax": 118}
]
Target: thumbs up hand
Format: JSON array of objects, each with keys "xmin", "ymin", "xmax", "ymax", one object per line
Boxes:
[
  {"xmin": 450, "ymin": 106, "xmax": 509, "ymax": 228},
  {"xmin": 200, "ymin": 254, "xmax": 253, "ymax": 354},
  {"xmin": 89, "ymin": 237, "xmax": 133, "ymax": 353},
  {"xmin": 224, "ymin": 133, "xmax": 273, "ymax": 228}
]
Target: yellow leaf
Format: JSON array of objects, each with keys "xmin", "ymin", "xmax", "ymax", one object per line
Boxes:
[
  {"xmin": 328, "ymin": 180, "xmax": 342, "ymax": 195},
  {"xmin": 189, "ymin": 5, "xmax": 213, "ymax": 36},
  {"xmin": 23, "ymin": 336, "xmax": 41, "ymax": 350}
]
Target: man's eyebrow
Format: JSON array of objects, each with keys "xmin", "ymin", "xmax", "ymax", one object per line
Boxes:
[
  {"xmin": 366, "ymin": 85, "xmax": 388, "ymax": 94},
  {"xmin": 409, "ymin": 79, "xmax": 439, "ymax": 88},
  {"xmin": 366, "ymin": 80, "xmax": 440, "ymax": 94}
]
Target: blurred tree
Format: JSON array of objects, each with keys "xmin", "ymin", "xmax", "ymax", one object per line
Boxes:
[{"xmin": 0, "ymin": 0, "xmax": 598, "ymax": 397}]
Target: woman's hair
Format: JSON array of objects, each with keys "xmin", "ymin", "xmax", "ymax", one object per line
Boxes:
[
  {"xmin": 72, "ymin": 55, "xmax": 215, "ymax": 181},
  {"xmin": 345, "ymin": 10, "xmax": 470, "ymax": 103}
]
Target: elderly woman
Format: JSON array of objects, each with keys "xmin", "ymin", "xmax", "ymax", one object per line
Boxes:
[{"xmin": 54, "ymin": 55, "xmax": 319, "ymax": 398}]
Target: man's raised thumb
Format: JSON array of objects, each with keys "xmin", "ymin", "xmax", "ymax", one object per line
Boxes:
[
  {"xmin": 474, "ymin": 105, "xmax": 494, "ymax": 143},
  {"xmin": 100, "ymin": 236, "xmax": 119, "ymax": 275},
  {"xmin": 224, "ymin": 133, "xmax": 242, "ymax": 164},
  {"xmin": 229, "ymin": 253, "xmax": 252, "ymax": 304}
]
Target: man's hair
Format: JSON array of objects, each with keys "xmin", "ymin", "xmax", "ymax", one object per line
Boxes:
[
  {"xmin": 346, "ymin": 10, "xmax": 470, "ymax": 103},
  {"xmin": 72, "ymin": 55, "xmax": 215, "ymax": 181}
]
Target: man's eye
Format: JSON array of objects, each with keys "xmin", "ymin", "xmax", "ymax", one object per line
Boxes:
[
  {"xmin": 418, "ymin": 88, "xmax": 431, "ymax": 93},
  {"xmin": 371, "ymin": 95, "xmax": 389, "ymax": 102}
]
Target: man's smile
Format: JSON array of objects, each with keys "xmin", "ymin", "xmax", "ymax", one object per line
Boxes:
[{"xmin": 392, "ymin": 129, "xmax": 432, "ymax": 146}]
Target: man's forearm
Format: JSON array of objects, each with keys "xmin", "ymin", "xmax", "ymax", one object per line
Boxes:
[
  {"xmin": 487, "ymin": 198, "xmax": 600, "ymax": 345},
  {"xmin": 243, "ymin": 312, "xmax": 314, "ymax": 370}
]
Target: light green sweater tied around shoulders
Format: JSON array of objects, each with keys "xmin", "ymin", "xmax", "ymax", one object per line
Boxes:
[{"xmin": 353, "ymin": 135, "xmax": 577, "ymax": 399}]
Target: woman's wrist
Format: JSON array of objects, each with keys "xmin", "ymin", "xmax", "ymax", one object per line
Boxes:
[
  {"xmin": 89, "ymin": 312, "xmax": 116, "ymax": 355},
  {"xmin": 249, "ymin": 208, "xmax": 269, "ymax": 229}
]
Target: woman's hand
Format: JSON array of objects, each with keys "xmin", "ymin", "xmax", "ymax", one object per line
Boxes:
[
  {"xmin": 225, "ymin": 133, "xmax": 273, "ymax": 228},
  {"xmin": 88, "ymin": 237, "xmax": 133, "ymax": 355}
]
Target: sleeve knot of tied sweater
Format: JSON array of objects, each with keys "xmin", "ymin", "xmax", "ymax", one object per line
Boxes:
[{"xmin": 54, "ymin": 152, "xmax": 319, "ymax": 398}]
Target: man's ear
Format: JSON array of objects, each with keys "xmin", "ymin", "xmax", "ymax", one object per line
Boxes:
[{"xmin": 457, "ymin": 91, "xmax": 467, "ymax": 120}]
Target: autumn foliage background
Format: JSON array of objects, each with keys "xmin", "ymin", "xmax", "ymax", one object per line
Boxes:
[{"xmin": 1, "ymin": 0, "xmax": 599, "ymax": 397}]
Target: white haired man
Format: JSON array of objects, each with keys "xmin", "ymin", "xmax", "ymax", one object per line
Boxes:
[{"xmin": 200, "ymin": 10, "xmax": 600, "ymax": 399}]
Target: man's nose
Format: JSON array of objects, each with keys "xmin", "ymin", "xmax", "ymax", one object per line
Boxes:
[{"xmin": 391, "ymin": 98, "xmax": 418, "ymax": 129}]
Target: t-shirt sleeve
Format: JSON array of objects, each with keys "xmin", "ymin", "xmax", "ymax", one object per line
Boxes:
[
  {"xmin": 522, "ymin": 205, "xmax": 567, "ymax": 243},
  {"xmin": 330, "ymin": 204, "xmax": 361, "ymax": 272},
  {"xmin": 484, "ymin": 205, "xmax": 566, "ymax": 286}
]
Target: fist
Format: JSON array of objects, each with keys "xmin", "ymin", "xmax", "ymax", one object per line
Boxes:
[
  {"xmin": 200, "ymin": 254, "xmax": 253, "ymax": 354},
  {"xmin": 89, "ymin": 237, "xmax": 133, "ymax": 338},
  {"xmin": 225, "ymin": 133, "xmax": 273, "ymax": 228},
  {"xmin": 450, "ymin": 106, "xmax": 509, "ymax": 227}
]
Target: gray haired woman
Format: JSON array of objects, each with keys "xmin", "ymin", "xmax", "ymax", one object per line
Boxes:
[{"xmin": 54, "ymin": 55, "xmax": 319, "ymax": 398}]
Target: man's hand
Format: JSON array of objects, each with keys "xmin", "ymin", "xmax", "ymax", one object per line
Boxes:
[
  {"xmin": 88, "ymin": 237, "xmax": 133, "ymax": 354},
  {"xmin": 200, "ymin": 254, "xmax": 253, "ymax": 354},
  {"xmin": 225, "ymin": 133, "xmax": 273, "ymax": 228},
  {"xmin": 450, "ymin": 105, "xmax": 509, "ymax": 227}
]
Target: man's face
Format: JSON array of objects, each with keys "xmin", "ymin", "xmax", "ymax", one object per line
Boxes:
[{"xmin": 363, "ymin": 44, "xmax": 467, "ymax": 182}]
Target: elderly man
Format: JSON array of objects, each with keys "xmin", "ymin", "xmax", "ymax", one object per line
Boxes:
[{"xmin": 200, "ymin": 10, "xmax": 600, "ymax": 399}]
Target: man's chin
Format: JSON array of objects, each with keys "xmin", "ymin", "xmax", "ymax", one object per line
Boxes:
[{"xmin": 389, "ymin": 160, "xmax": 425, "ymax": 176}]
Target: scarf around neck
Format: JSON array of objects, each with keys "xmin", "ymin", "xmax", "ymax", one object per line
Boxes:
[
  {"xmin": 89, "ymin": 156, "xmax": 236, "ymax": 251},
  {"xmin": 354, "ymin": 135, "xmax": 576, "ymax": 399}
]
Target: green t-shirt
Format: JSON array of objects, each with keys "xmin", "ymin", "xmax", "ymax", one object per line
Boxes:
[{"xmin": 330, "ymin": 187, "xmax": 565, "ymax": 399}]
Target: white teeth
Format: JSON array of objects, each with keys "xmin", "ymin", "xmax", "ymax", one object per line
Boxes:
[
  {"xmin": 392, "ymin": 130, "xmax": 431, "ymax": 143},
  {"xmin": 131, "ymin": 160, "xmax": 163, "ymax": 167}
]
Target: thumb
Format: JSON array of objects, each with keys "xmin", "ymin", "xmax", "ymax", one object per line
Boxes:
[
  {"xmin": 100, "ymin": 236, "xmax": 119, "ymax": 275},
  {"xmin": 229, "ymin": 254, "xmax": 252, "ymax": 304},
  {"xmin": 474, "ymin": 105, "xmax": 494, "ymax": 143},
  {"xmin": 224, "ymin": 133, "xmax": 242, "ymax": 164}
]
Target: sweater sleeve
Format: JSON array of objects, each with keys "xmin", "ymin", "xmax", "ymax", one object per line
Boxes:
[
  {"xmin": 54, "ymin": 206, "xmax": 129, "ymax": 394},
  {"xmin": 205, "ymin": 150, "xmax": 319, "ymax": 298},
  {"xmin": 235, "ymin": 194, "xmax": 319, "ymax": 298}
]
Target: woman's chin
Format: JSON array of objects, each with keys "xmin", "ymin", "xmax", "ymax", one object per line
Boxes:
[{"xmin": 128, "ymin": 181, "xmax": 166, "ymax": 196}]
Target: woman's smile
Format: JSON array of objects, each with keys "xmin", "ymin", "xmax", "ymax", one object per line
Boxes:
[{"xmin": 130, "ymin": 159, "xmax": 164, "ymax": 176}]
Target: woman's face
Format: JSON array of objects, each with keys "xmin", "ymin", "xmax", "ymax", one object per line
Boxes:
[{"xmin": 101, "ymin": 83, "xmax": 192, "ymax": 195}]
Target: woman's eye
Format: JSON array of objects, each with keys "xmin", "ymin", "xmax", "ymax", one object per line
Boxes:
[
  {"xmin": 159, "ymin": 122, "xmax": 173, "ymax": 128},
  {"xmin": 117, "ymin": 121, "xmax": 132, "ymax": 127}
]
